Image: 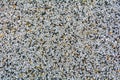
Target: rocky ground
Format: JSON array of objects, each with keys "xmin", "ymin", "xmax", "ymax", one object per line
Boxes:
[{"xmin": 0, "ymin": 0, "xmax": 120, "ymax": 80}]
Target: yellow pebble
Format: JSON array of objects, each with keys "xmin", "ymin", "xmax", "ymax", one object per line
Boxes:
[
  {"xmin": 13, "ymin": 4, "xmax": 16, "ymax": 9},
  {"xmin": 106, "ymin": 55, "xmax": 110, "ymax": 60},
  {"xmin": 118, "ymin": 70, "xmax": 120, "ymax": 72},
  {"xmin": 82, "ymin": 0, "xmax": 87, "ymax": 4},
  {"xmin": 0, "ymin": 33, "xmax": 4, "ymax": 38},
  {"xmin": 19, "ymin": 73, "xmax": 23, "ymax": 78},
  {"xmin": 27, "ymin": 30, "xmax": 32, "ymax": 33},
  {"xmin": 109, "ymin": 31, "xmax": 112, "ymax": 35}
]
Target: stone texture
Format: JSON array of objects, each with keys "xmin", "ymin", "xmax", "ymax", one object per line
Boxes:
[{"xmin": 0, "ymin": 0, "xmax": 120, "ymax": 80}]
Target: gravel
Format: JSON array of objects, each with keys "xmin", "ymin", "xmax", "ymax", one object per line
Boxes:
[{"xmin": 0, "ymin": 0, "xmax": 120, "ymax": 80}]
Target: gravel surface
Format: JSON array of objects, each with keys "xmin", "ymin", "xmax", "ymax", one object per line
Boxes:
[{"xmin": 0, "ymin": 0, "xmax": 120, "ymax": 80}]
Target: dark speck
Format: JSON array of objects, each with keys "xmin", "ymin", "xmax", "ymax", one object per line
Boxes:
[
  {"xmin": 41, "ymin": 12, "xmax": 46, "ymax": 15},
  {"xmin": 105, "ymin": 1, "xmax": 108, "ymax": 5}
]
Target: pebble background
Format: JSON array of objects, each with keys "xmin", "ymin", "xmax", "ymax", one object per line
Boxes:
[{"xmin": 0, "ymin": 0, "xmax": 120, "ymax": 80}]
